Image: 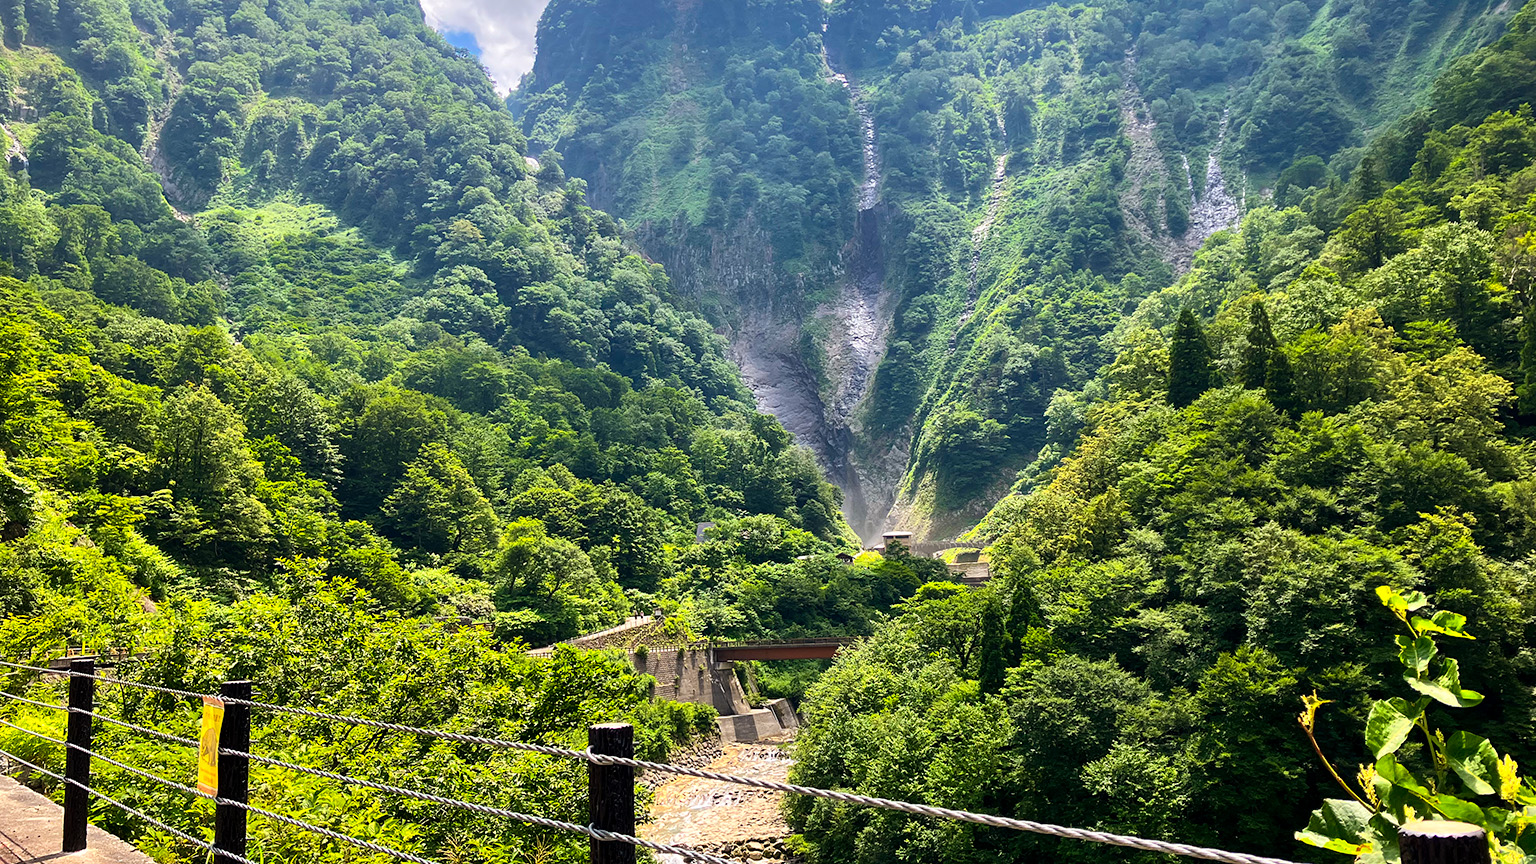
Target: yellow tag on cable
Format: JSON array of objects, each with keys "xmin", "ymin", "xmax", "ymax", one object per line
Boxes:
[{"xmin": 197, "ymin": 696, "xmax": 224, "ymax": 796}]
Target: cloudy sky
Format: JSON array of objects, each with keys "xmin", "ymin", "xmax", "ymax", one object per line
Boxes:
[{"xmin": 418, "ymin": 0, "xmax": 551, "ymax": 93}]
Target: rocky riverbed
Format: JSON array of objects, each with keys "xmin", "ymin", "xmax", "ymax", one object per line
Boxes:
[{"xmin": 642, "ymin": 743, "xmax": 800, "ymax": 864}]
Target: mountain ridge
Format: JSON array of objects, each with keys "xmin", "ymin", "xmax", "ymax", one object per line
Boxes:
[{"xmin": 520, "ymin": 0, "xmax": 1526, "ymax": 543}]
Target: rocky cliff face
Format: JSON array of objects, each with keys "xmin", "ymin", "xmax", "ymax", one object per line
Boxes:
[{"xmin": 520, "ymin": 0, "xmax": 1522, "ymax": 544}]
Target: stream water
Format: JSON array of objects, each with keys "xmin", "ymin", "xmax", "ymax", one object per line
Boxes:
[{"xmin": 819, "ymin": 31, "xmax": 892, "ymax": 542}]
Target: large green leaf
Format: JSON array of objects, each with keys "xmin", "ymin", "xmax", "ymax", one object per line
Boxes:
[
  {"xmin": 1412, "ymin": 610, "xmax": 1476, "ymax": 640},
  {"xmin": 1431, "ymin": 794, "xmax": 1486, "ymax": 824},
  {"xmin": 1397, "ymin": 635, "xmax": 1437, "ymax": 673},
  {"xmin": 1297, "ymin": 799, "xmax": 1376, "ymax": 855},
  {"xmin": 1445, "ymin": 731, "xmax": 1499, "ymax": 796},
  {"xmin": 1363, "ymin": 812, "xmax": 1402, "ymax": 864},
  {"xmin": 1375, "ymin": 753, "xmax": 1438, "ymax": 827},
  {"xmin": 1378, "ymin": 586, "xmax": 1429, "ymax": 614},
  {"xmin": 1366, "ymin": 699, "xmax": 1421, "ymax": 759},
  {"xmin": 1405, "ymin": 658, "xmax": 1484, "ymax": 708}
]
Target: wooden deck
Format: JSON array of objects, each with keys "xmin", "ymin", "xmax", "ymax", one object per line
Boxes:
[{"xmin": 0, "ymin": 776, "xmax": 152, "ymax": 864}]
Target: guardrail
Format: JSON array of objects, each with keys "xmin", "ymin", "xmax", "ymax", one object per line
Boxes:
[{"xmin": 0, "ymin": 657, "xmax": 1491, "ymax": 864}]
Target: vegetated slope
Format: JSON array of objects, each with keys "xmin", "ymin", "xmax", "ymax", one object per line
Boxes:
[
  {"xmin": 516, "ymin": 0, "xmax": 888, "ymax": 536},
  {"xmin": 788, "ymin": 6, "xmax": 1536, "ymax": 862},
  {"xmin": 0, "ymin": 0, "xmax": 956, "ymax": 860},
  {"xmin": 518, "ymin": 0, "xmax": 1520, "ymax": 543}
]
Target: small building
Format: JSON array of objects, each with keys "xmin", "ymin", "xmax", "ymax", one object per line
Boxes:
[{"xmin": 881, "ymin": 531, "xmax": 914, "ymax": 553}]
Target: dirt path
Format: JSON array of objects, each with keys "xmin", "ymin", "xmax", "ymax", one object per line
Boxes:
[{"xmin": 642, "ymin": 744, "xmax": 795, "ymax": 863}]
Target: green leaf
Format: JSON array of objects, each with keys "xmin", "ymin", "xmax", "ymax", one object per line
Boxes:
[
  {"xmin": 1480, "ymin": 806, "xmax": 1514, "ymax": 835},
  {"xmin": 1405, "ymin": 658, "xmax": 1484, "ymax": 708},
  {"xmin": 1376, "ymin": 753, "xmax": 1433, "ymax": 798},
  {"xmin": 1297, "ymin": 799, "xmax": 1376, "ymax": 856},
  {"xmin": 1431, "ymin": 794, "xmax": 1486, "ymax": 824},
  {"xmin": 1398, "ymin": 635, "xmax": 1438, "ymax": 673},
  {"xmin": 1410, "ymin": 610, "xmax": 1476, "ymax": 640},
  {"xmin": 1378, "ymin": 586, "xmax": 1429, "ymax": 613},
  {"xmin": 1366, "ymin": 700, "xmax": 1419, "ymax": 759},
  {"xmin": 1364, "ymin": 812, "xmax": 1402, "ymax": 864},
  {"xmin": 1445, "ymin": 731, "xmax": 1500, "ymax": 796}
]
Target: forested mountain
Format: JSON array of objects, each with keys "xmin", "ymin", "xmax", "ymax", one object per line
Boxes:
[
  {"xmin": 784, "ymin": 7, "xmax": 1536, "ymax": 864},
  {"xmin": 0, "ymin": 0, "xmax": 951, "ymax": 859},
  {"xmin": 6, "ymin": 0, "xmax": 1536, "ymax": 862},
  {"xmin": 519, "ymin": 0, "xmax": 1536, "ymax": 862},
  {"xmin": 519, "ymin": 0, "xmax": 1521, "ymax": 541}
]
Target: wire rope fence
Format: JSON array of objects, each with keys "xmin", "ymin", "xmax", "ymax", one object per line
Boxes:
[{"xmin": 0, "ymin": 655, "xmax": 1481, "ymax": 864}]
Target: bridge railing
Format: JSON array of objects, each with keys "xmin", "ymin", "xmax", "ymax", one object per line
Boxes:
[{"xmin": 0, "ymin": 657, "xmax": 1489, "ymax": 864}]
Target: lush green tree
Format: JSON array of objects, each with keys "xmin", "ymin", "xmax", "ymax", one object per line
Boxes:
[
  {"xmin": 150, "ymin": 385, "xmax": 272, "ymax": 562},
  {"xmin": 1167, "ymin": 308, "xmax": 1216, "ymax": 407},
  {"xmin": 379, "ymin": 443, "xmax": 500, "ymax": 559},
  {"xmin": 490, "ymin": 518, "xmax": 627, "ymax": 644},
  {"xmin": 1520, "ymin": 310, "xmax": 1536, "ymax": 418}
]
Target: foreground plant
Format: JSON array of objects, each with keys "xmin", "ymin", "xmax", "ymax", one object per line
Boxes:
[{"xmin": 1298, "ymin": 587, "xmax": 1536, "ymax": 863}]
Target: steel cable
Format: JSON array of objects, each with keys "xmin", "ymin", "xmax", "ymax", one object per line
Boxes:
[
  {"xmin": 67, "ymin": 742, "xmax": 440, "ymax": 864},
  {"xmin": 220, "ymin": 745, "xmax": 735, "ymax": 864},
  {"xmin": 0, "ymin": 659, "xmax": 61, "ymax": 675},
  {"xmin": 579, "ymin": 750, "xmax": 1301, "ymax": 864},
  {"xmin": 0, "ymin": 744, "xmax": 255, "ymax": 864},
  {"xmin": 5, "ymin": 658, "xmax": 1309, "ymax": 864},
  {"xmin": 0, "ymin": 690, "xmax": 68, "ymax": 713},
  {"xmin": 69, "ymin": 707, "xmax": 199, "ymax": 749},
  {"xmin": 0, "ymin": 716, "xmax": 64, "ymax": 745}
]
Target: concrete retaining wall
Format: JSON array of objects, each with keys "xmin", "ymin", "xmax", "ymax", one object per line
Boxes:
[{"xmin": 631, "ymin": 648, "xmax": 753, "ymax": 717}]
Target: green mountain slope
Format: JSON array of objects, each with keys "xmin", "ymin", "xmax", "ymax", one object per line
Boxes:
[
  {"xmin": 0, "ymin": 1, "xmax": 949, "ymax": 859},
  {"xmin": 518, "ymin": 0, "xmax": 1523, "ymax": 542},
  {"xmin": 788, "ymin": 5, "xmax": 1536, "ymax": 862}
]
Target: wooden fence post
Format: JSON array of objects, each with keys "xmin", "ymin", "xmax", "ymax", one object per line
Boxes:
[
  {"xmin": 62, "ymin": 658, "xmax": 95, "ymax": 853},
  {"xmin": 214, "ymin": 680, "xmax": 251, "ymax": 862},
  {"xmin": 589, "ymin": 723, "xmax": 636, "ymax": 864},
  {"xmin": 1399, "ymin": 821, "xmax": 1490, "ymax": 864}
]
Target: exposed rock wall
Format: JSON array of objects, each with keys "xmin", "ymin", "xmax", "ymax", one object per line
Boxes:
[{"xmin": 1118, "ymin": 51, "xmax": 1243, "ymax": 274}]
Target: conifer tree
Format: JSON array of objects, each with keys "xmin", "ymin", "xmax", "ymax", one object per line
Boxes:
[
  {"xmin": 1266, "ymin": 348, "xmax": 1297, "ymax": 417},
  {"xmin": 1167, "ymin": 308, "xmax": 1215, "ymax": 407},
  {"xmin": 1242, "ymin": 302, "xmax": 1297, "ymax": 415},
  {"xmin": 1240, "ymin": 302, "xmax": 1279, "ymax": 389},
  {"xmin": 1003, "ymin": 578, "xmax": 1041, "ymax": 668},
  {"xmin": 978, "ymin": 599, "xmax": 1006, "ymax": 694},
  {"xmin": 1521, "ymin": 309, "xmax": 1536, "ymax": 418}
]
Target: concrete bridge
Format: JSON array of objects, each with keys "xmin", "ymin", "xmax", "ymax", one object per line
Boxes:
[{"xmin": 872, "ymin": 531, "xmax": 984, "ymax": 557}]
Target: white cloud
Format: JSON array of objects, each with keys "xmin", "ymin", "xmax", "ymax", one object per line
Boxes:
[{"xmin": 419, "ymin": 0, "xmax": 551, "ymax": 94}]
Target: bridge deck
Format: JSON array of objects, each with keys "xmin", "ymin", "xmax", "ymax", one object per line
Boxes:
[
  {"xmin": 0, "ymin": 775, "xmax": 152, "ymax": 863},
  {"xmin": 709, "ymin": 638, "xmax": 855, "ymax": 661}
]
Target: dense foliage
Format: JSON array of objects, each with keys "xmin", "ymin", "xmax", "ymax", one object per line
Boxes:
[
  {"xmin": 1298, "ymin": 587, "xmax": 1536, "ymax": 864},
  {"xmin": 519, "ymin": 0, "xmax": 862, "ymax": 274},
  {"xmin": 787, "ymin": 11, "xmax": 1536, "ymax": 861},
  {"xmin": 518, "ymin": 0, "xmax": 1521, "ymax": 540},
  {"xmin": 4, "ymin": 1, "xmax": 1536, "ymax": 863},
  {"xmin": 0, "ymin": 0, "xmax": 890, "ymax": 860}
]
